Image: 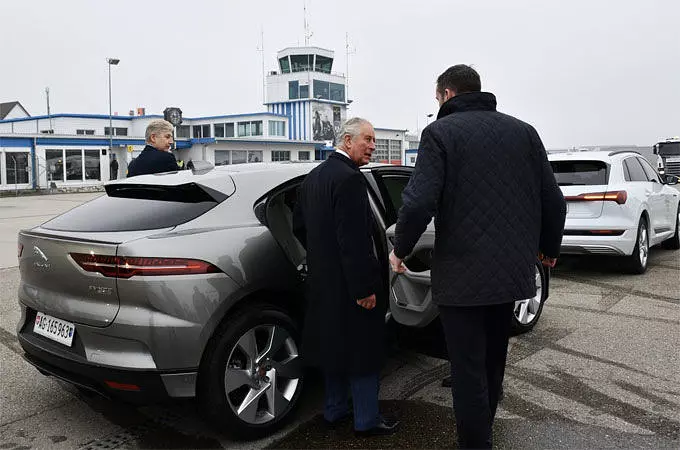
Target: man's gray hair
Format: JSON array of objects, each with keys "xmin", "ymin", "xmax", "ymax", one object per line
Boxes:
[
  {"xmin": 337, "ymin": 117, "xmax": 371, "ymax": 149},
  {"xmin": 145, "ymin": 119, "xmax": 174, "ymax": 143}
]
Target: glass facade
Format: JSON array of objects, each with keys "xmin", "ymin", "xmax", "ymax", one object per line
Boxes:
[
  {"xmin": 176, "ymin": 125, "xmax": 190, "ymax": 138},
  {"xmin": 193, "ymin": 124, "xmax": 211, "ymax": 138},
  {"xmin": 232, "ymin": 151, "xmax": 247, "ymax": 164},
  {"xmin": 84, "ymin": 150, "xmax": 101, "ymax": 180},
  {"xmin": 215, "ymin": 150, "xmax": 262, "ymax": 165},
  {"xmin": 46, "ymin": 150, "xmax": 64, "ymax": 181},
  {"xmin": 299, "ymin": 84, "xmax": 309, "ymax": 99},
  {"xmin": 315, "ymin": 55, "xmax": 332, "ymax": 73},
  {"xmin": 65, "ymin": 150, "xmax": 82, "ymax": 181},
  {"xmin": 226, "ymin": 123, "xmax": 235, "ymax": 137},
  {"xmin": 5, "ymin": 152, "xmax": 29, "ymax": 184},
  {"xmin": 76, "ymin": 129, "xmax": 95, "ymax": 135},
  {"xmin": 372, "ymin": 139, "xmax": 389, "ymax": 162},
  {"xmin": 289, "ymin": 80, "xmax": 299, "ymax": 100},
  {"xmin": 214, "ymin": 150, "xmax": 230, "ymax": 166},
  {"xmin": 269, "ymin": 120, "xmax": 286, "ymax": 137},
  {"xmin": 298, "ymin": 151, "xmax": 310, "ymax": 161},
  {"xmin": 272, "ymin": 151, "xmax": 291, "ymax": 162},
  {"xmin": 248, "ymin": 151, "xmax": 263, "ymax": 163},
  {"xmin": 279, "ymin": 56, "xmax": 291, "ymax": 73},
  {"xmin": 237, "ymin": 121, "xmax": 263, "ymax": 137},
  {"xmin": 104, "ymin": 127, "xmax": 128, "ymax": 136},
  {"xmin": 389, "ymin": 140, "xmax": 402, "ymax": 162},
  {"xmin": 313, "ymin": 80, "xmax": 345, "ymax": 102},
  {"xmin": 214, "ymin": 123, "xmax": 225, "ymax": 138},
  {"xmin": 290, "ymin": 54, "xmax": 313, "ymax": 72}
]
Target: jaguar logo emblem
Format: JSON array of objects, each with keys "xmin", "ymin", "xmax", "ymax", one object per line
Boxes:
[{"xmin": 32, "ymin": 246, "xmax": 51, "ymax": 271}]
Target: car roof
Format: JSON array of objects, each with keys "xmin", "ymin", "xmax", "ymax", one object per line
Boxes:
[
  {"xmin": 107, "ymin": 160, "xmax": 397, "ymax": 198},
  {"xmin": 547, "ymin": 150, "xmax": 642, "ymax": 162}
]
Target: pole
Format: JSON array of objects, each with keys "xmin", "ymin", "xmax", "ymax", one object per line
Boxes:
[{"xmin": 108, "ymin": 63, "xmax": 113, "ymax": 157}]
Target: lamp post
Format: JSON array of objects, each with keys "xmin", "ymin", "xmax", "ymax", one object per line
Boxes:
[{"xmin": 107, "ymin": 58, "xmax": 120, "ymax": 159}]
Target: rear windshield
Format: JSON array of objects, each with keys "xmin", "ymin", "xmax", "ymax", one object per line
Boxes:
[
  {"xmin": 42, "ymin": 183, "xmax": 225, "ymax": 232},
  {"xmin": 550, "ymin": 161, "xmax": 609, "ymax": 186}
]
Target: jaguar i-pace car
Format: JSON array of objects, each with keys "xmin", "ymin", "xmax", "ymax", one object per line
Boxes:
[{"xmin": 17, "ymin": 161, "xmax": 550, "ymax": 437}]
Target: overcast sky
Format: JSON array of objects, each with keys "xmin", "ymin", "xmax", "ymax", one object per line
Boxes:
[{"xmin": 1, "ymin": 0, "xmax": 678, "ymax": 149}]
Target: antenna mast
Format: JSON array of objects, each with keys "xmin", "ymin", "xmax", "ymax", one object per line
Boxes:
[
  {"xmin": 257, "ymin": 27, "xmax": 265, "ymax": 104},
  {"xmin": 303, "ymin": 0, "xmax": 312, "ymax": 46},
  {"xmin": 345, "ymin": 33, "xmax": 356, "ymax": 102}
]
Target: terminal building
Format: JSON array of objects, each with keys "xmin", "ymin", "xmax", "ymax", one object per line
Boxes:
[{"xmin": 0, "ymin": 45, "xmax": 407, "ymax": 192}]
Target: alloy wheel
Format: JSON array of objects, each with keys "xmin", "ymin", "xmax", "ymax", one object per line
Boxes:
[{"xmin": 514, "ymin": 265, "xmax": 543, "ymax": 325}]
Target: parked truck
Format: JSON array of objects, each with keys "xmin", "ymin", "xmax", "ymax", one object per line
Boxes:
[{"xmin": 654, "ymin": 137, "xmax": 680, "ymax": 176}]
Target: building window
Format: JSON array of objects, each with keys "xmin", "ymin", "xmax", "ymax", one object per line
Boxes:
[
  {"xmin": 225, "ymin": 123, "xmax": 235, "ymax": 137},
  {"xmin": 315, "ymin": 55, "xmax": 332, "ymax": 73},
  {"xmin": 298, "ymin": 151, "xmax": 310, "ymax": 161},
  {"xmin": 214, "ymin": 150, "xmax": 230, "ymax": 166},
  {"xmin": 269, "ymin": 121, "xmax": 286, "ymax": 137},
  {"xmin": 46, "ymin": 150, "xmax": 64, "ymax": 181},
  {"xmin": 279, "ymin": 56, "xmax": 291, "ymax": 74},
  {"xmin": 330, "ymin": 83, "xmax": 345, "ymax": 102},
  {"xmin": 104, "ymin": 127, "xmax": 128, "ymax": 136},
  {"xmin": 84, "ymin": 150, "xmax": 101, "ymax": 181},
  {"xmin": 176, "ymin": 125, "xmax": 190, "ymax": 138},
  {"xmin": 289, "ymin": 80, "xmax": 299, "ymax": 100},
  {"xmin": 299, "ymin": 84, "xmax": 309, "ymax": 98},
  {"xmin": 5, "ymin": 152, "xmax": 30, "ymax": 184},
  {"xmin": 76, "ymin": 129, "xmax": 95, "ymax": 135},
  {"xmin": 65, "ymin": 150, "xmax": 83, "ymax": 181},
  {"xmin": 237, "ymin": 121, "xmax": 263, "ymax": 137},
  {"xmin": 389, "ymin": 140, "xmax": 402, "ymax": 162},
  {"xmin": 248, "ymin": 151, "xmax": 263, "ymax": 163},
  {"xmin": 290, "ymin": 54, "xmax": 313, "ymax": 72},
  {"xmin": 272, "ymin": 151, "xmax": 291, "ymax": 162},
  {"xmin": 313, "ymin": 80, "xmax": 330, "ymax": 100},
  {"xmin": 192, "ymin": 124, "xmax": 211, "ymax": 138},
  {"xmin": 214, "ymin": 123, "xmax": 225, "ymax": 138},
  {"xmin": 372, "ymin": 139, "xmax": 389, "ymax": 162},
  {"xmin": 232, "ymin": 151, "xmax": 247, "ymax": 164},
  {"xmin": 40, "ymin": 129, "xmax": 54, "ymax": 134}
]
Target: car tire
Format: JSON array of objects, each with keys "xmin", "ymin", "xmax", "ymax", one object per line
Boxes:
[
  {"xmin": 511, "ymin": 261, "xmax": 546, "ymax": 335},
  {"xmin": 197, "ymin": 304, "xmax": 304, "ymax": 439},
  {"xmin": 661, "ymin": 205, "xmax": 680, "ymax": 250},
  {"xmin": 626, "ymin": 217, "xmax": 649, "ymax": 274}
]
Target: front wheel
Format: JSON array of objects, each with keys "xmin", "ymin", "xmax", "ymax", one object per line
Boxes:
[
  {"xmin": 511, "ymin": 261, "xmax": 546, "ymax": 335},
  {"xmin": 198, "ymin": 304, "xmax": 304, "ymax": 438}
]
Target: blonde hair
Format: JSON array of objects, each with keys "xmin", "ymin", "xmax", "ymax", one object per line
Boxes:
[{"xmin": 145, "ymin": 119, "xmax": 174, "ymax": 143}]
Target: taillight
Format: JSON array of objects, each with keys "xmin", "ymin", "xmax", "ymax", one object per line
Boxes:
[
  {"xmin": 70, "ymin": 253, "xmax": 221, "ymax": 278},
  {"xmin": 564, "ymin": 191, "xmax": 627, "ymax": 204}
]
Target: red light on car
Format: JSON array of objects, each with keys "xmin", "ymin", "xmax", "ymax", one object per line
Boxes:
[
  {"xmin": 104, "ymin": 380, "xmax": 141, "ymax": 391},
  {"xmin": 565, "ymin": 191, "xmax": 627, "ymax": 205},
  {"xmin": 70, "ymin": 253, "xmax": 221, "ymax": 278}
]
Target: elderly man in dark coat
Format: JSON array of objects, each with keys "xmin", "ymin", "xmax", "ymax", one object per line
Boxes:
[
  {"xmin": 390, "ymin": 65, "xmax": 566, "ymax": 448},
  {"xmin": 293, "ymin": 117, "xmax": 399, "ymax": 437},
  {"xmin": 127, "ymin": 119, "xmax": 179, "ymax": 177}
]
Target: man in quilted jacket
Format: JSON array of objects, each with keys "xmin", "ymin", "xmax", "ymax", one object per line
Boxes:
[{"xmin": 389, "ymin": 64, "xmax": 566, "ymax": 448}]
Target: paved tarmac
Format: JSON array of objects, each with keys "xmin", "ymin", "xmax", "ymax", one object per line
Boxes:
[{"xmin": 0, "ymin": 192, "xmax": 678, "ymax": 449}]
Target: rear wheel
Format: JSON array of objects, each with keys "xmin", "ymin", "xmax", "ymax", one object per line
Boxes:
[
  {"xmin": 661, "ymin": 205, "xmax": 680, "ymax": 250},
  {"xmin": 511, "ymin": 261, "xmax": 546, "ymax": 335},
  {"xmin": 626, "ymin": 217, "xmax": 649, "ymax": 274},
  {"xmin": 198, "ymin": 304, "xmax": 304, "ymax": 438}
]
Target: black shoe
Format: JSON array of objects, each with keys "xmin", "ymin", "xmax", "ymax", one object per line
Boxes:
[
  {"xmin": 324, "ymin": 414, "xmax": 351, "ymax": 429},
  {"xmin": 441, "ymin": 375, "xmax": 452, "ymax": 388},
  {"xmin": 354, "ymin": 417, "xmax": 400, "ymax": 437}
]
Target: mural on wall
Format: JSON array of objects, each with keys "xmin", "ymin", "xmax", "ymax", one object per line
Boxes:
[{"xmin": 312, "ymin": 103, "xmax": 345, "ymax": 145}]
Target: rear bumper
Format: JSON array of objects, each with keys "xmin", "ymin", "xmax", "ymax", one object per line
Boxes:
[
  {"xmin": 17, "ymin": 323, "xmax": 197, "ymax": 404},
  {"xmin": 560, "ymin": 228, "xmax": 636, "ymax": 256}
]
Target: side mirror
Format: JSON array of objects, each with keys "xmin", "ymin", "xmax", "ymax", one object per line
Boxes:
[{"xmin": 663, "ymin": 174, "xmax": 679, "ymax": 185}]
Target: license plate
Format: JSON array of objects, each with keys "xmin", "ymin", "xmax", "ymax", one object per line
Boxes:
[{"xmin": 33, "ymin": 312, "xmax": 75, "ymax": 347}]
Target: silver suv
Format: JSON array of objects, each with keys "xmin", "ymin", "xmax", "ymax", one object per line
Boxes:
[{"xmin": 17, "ymin": 162, "xmax": 549, "ymax": 437}]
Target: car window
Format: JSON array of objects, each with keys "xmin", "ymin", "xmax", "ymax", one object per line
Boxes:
[
  {"xmin": 374, "ymin": 174, "xmax": 411, "ymax": 227},
  {"xmin": 43, "ymin": 183, "xmax": 223, "ymax": 232},
  {"xmin": 549, "ymin": 161, "xmax": 608, "ymax": 185},
  {"xmin": 623, "ymin": 158, "xmax": 649, "ymax": 182},
  {"xmin": 638, "ymin": 157, "xmax": 662, "ymax": 183}
]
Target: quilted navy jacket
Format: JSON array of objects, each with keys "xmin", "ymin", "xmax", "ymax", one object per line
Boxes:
[{"xmin": 393, "ymin": 92, "xmax": 566, "ymax": 306}]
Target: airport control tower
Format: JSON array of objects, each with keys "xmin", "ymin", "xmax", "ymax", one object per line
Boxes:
[{"xmin": 265, "ymin": 46, "xmax": 349, "ymax": 144}]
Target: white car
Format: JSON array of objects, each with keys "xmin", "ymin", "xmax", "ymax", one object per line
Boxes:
[{"xmin": 548, "ymin": 150, "xmax": 680, "ymax": 273}]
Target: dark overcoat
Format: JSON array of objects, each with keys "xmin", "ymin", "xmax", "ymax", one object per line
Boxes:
[
  {"xmin": 293, "ymin": 152, "xmax": 385, "ymax": 375},
  {"xmin": 127, "ymin": 145, "xmax": 178, "ymax": 177},
  {"xmin": 394, "ymin": 92, "xmax": 566, "ymax": 307}
]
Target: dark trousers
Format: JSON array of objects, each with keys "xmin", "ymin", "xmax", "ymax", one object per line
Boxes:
[
  {"xmin": 439, "ymin": 302, "xmax": 514, "ymax": 449},
  {"xmin": 324, "ymin": 372, "xmax": 379, "ymax": 431}
]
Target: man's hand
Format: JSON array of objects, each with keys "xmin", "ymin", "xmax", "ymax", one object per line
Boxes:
[
  {"xmin": 539, "ymin": 252, "xmax": 557, "ymax": 268},
  {"xmin": 357, "ymin": 294, "xmax": 376, "ymax": 310},
  {"xmin": 389, "ymin": 250, "xmax": 406, "ymax": 273}
]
